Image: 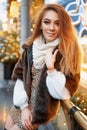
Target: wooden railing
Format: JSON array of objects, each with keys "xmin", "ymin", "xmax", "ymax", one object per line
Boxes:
[{"xmin": 62, "ymin": 100, "xmax": 87, "ymax": 130}]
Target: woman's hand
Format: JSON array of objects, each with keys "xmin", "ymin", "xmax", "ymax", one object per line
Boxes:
[
  {"xmin": 21, "ymin": 106, "xmax": 33, "ymax": 130},
  {"xmin": 45, "ymin": 49, "xmax": 58, "ymax": 72}
]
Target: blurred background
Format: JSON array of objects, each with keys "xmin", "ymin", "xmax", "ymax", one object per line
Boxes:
[{"xmin": 0, "ymin": 0, "xmax": 87, "ymax": 130}]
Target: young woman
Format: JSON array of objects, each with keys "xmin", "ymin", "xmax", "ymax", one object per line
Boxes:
[{"xmin": 5, "ymin": 4, "xmax": 81, "ymax": 130}]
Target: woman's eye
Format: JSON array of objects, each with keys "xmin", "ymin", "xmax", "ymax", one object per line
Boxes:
[
  {"xmin": 43, "ymin": 21, "xmax": 50, "ymax": 24},
  {"xmin": 55, "ymin": 22, "xmax": 59, "ymax": 26}
]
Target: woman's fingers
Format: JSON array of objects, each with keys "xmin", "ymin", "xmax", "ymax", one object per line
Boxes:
[
  {"xmin": 23, "ymin": 120, "xmax": 33, "ymax": 130},
  {"xmin": 53, "ymin": 49, "xmax": 58, "ymax": 57},
  {"xmin": 45, "ymin": 49, "xmax": 58, "ymax": 69},
  {"xmin": 21, "ymin": 107, "xmax": 33, "ymax": 130},
  {"xmin": 29, "ymin": 112, "xmax": 32, "ymax": 122},
  {"xmin": 27, "ymin": 120, "xmax": 33, "ymax": 130}
]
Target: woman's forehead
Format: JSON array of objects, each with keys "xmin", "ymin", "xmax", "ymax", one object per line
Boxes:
[{"xmin": 42, "ymin": 10, "xmax": 60, "ymax": 20}]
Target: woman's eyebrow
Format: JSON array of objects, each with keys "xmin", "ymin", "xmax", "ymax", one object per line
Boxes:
[{"xmin": 42, "ymin": 18, "xmax": 60, "ymax": 22}]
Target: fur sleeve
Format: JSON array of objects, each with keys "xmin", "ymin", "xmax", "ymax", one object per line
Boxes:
[
  {"xmin": 11, "ymin": 50, "xmax": 25, "ymax": 81},
  {"xmin": 65, "ymin": 73, "xmax": 80, "ymax": 96}
]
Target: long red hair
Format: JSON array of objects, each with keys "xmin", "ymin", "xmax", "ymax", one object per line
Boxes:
[{"xmin": 26, "ymin": 4, "xmax": 82, "ymax": 75}]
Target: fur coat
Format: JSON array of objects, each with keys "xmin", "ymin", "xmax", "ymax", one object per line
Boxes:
[{"xmin": 11, "ymin": 43, "xmax": 80, "ymax": 125}]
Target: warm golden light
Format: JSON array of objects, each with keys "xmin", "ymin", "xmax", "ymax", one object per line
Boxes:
[
  {"xmin": 9, "ymin": 1, "xmax": 20, "ymax": 18},
  {"xmin": 63, "ymin": 122, "xmax": 66, "ymax": 126},
  {"xmin": 31, "ymin": 0, "xmax": 44, "ymax": 21},
  {"xmin": 3, "ymin": 107, "xmax": 7, "ymax": 123},
  {"xmin": 0, "ymin": 105, "xmax": 8, "ymax": 124}
]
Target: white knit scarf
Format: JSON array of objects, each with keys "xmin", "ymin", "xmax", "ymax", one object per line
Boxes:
[{"xmin": 32, "ymin": 36, "xmax": 60, "ymax": 69}]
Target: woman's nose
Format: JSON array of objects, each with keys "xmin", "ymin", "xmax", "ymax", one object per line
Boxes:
[{"xmin": 49, "ymin": 23, "xmax": 54, "ymax": 30}]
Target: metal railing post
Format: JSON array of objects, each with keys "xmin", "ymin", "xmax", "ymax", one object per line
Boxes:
[{"xmin": 62, "ymin": 100, "xmax": 87, "ymax": 130}]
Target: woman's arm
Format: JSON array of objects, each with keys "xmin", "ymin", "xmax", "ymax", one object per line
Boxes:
[
  {"xmin": 46, "ymin": 69, "xmax": 80, "ymax": 99},
  {"xmin": 46, "ymin": 70, "xmax": 70, "ymax": 99},
  {"xmin": 13, "ymin": 79, "xmax": 33, "ymax": 130},
  {"xmin": 12, "ymin": 48, "xmax": 33, "ymax": 129},
  {"xmin": 13, "ymin": 79, "xmax": 29, "ymax": 110},
  {"xmin": 45, "ymin": 50, "xmax": 80, "ymax": 99}
]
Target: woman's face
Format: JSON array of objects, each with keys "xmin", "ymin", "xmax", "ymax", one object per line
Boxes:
[{"xmin": 41, "ymin": 10, "xmax": 60, "ymax": 43}]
